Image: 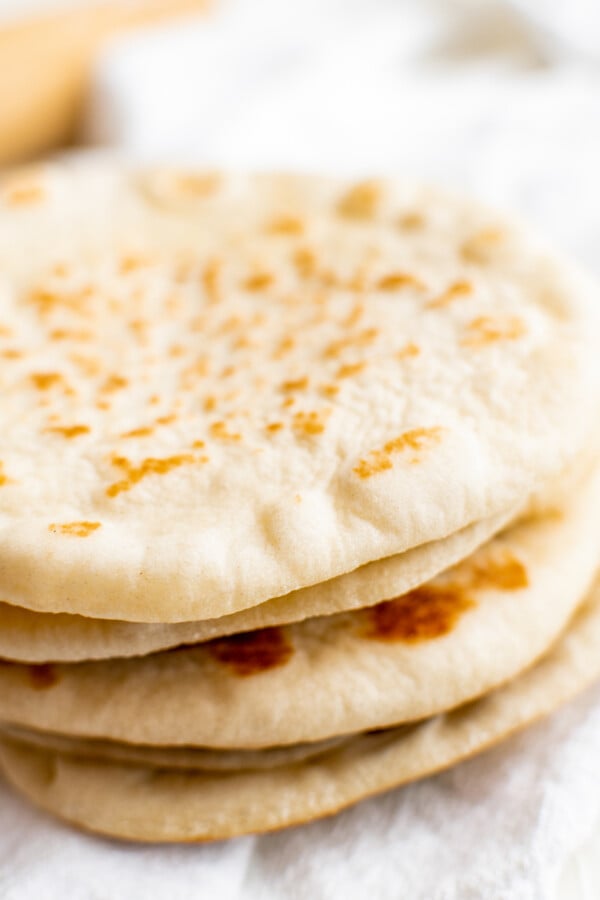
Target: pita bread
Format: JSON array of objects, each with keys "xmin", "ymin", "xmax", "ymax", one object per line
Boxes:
[
  {"xmin": 0, "ymin": 166, "xmax": 598, "ymax": 621},
  {"xmin": 0, "ymin": 510, "xmax": 511, "ymax": 663},
  {"xmin": 0, "ymin": 438, "xmax": 587, "ymax": 666},
  {"xmin": 0, "ymin": 724, "xmax": 352, "ymax": 772},
  {"xmin": 0, "ymin": 468, "xmax": 597, "ymax": 748},
  {"xmin": 2, "ymin": 575, "xmax": 599, "ymax": 842}
]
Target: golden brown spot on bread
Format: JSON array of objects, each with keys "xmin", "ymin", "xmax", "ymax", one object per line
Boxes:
[
  {"xmin": 233, "ymin": 335, "xmax": 255, "ymax": 350},
  {"xmin": 273, "ymin": 336, "xmax": 296, "ymax": 359},
  {"xmin": 460, "ymin": 550, "xmax": 529, "ymax": 592},
  {"xmin": 119, "ymin": 254, "xmax": 151, "ymax": 274},
  {"xmin": 156, "ymin": 414, "xmax": 177, "ymax": 426},
  {"xmin": 49, "ymin": 521, "xmax": 101, "ymax": 537},
  {"xmin": 324, "ymin": 327, "xmax": 379, "ymax": 359},
  {"xmin": 347, "ymin": 267, "xmax": 369, "ymax": 292},
  {"xmin": 427, "ymin": 279, "xmax": 473, "ymax": 309},
  {"xmin": 101, "ymin": 374, "xmax": 128, "ymax": 392},
  {"xmin": 337, "ymin": 362, "xmax": 366, "ymax": 378},
  {"xmin": 29, "ymin": 284, "xmax": 94, "ymax": 316},
  {"xmin": 321, "ymin": 383, "xmax": 340, "ymax": 398},
  {"xmin": 396, "ymin": 341, "xmax": 420, "ymax": 360},
  {"xmin": 364, "ymin": 585, "xmax": 475, "ymax": 643},
  {"xmin": 266, "ymin": 422, "xmax": 284, "ymax": 433},
  {"xmin": 354, "ymin": 427, "xmax": 444, "ymax": 478},
  {"xmin": 292, "ymin": 410, "xmax": 328, "ymax": 436},
  {"xmin": 70, "ymin": 354, "xmax": 101, "ymax": 377},
  {"xmin": 344, "ymin": 303, "xmax": 365, "ymax": 328},
  {"xmin": 208, "ymin": 628, "xmax": 293, "ymax": 676},
  {"xmin": 106, "ymin": 454, "xmax": 198, "ymax": 497},
  {"xmin": 210, "ymin": 421, "xmax": 241, "ymax": 442},
  {"xmin": 4, "ymin": 184, "xmax": 45, "ymax": 206},
  {"xmin": 281, "ymin": 377, "xmax": 309, "ymax": 392},
  {"xmin": 377, "ymin": 272, "xmax": 425, "ymax": 291},
  {"xmin": 47, "ymin": 424, "xmax": 90, "ymax": 439},
  {"xmin": 244, "ymin": 272, "xmax": 274, "ymax": 292},
  {"xmin": 129, "ymin": 319, "xmax": 148, "ymax": 341},
  {"xmin": 50, "ymin": 329, "xmax": 92, "ymax": 342},
  {"xmin": 336, "ymin": 180, "xmax": 382, "ymax": 220},
  {"xmin": 202, "ymin": 259, "xmax": 222, "ymax": 304},
  {"xmin": 0, "ymin": 462, "xmax": 8, "ymax": 486},
  {"xmin": 219, "ymin": 315, "xmax": 242, "ymax": 334},
  {"xmin": 0, "ymin": 324, "xmax": 13, "ymax": 337},
  {"xmin": 30, "ymin": 372, "xmax": 63, "ymax": 390},
  {"xmin": 266, "ymin": 215, "xmax": 304, "ymax": 235},
  {"xmin": 461, "ymin": 228, "xmax": 505, "ymax": 263},
  {"xmin": 183, "ymin": 358, "xmax": 210, "ymax": 382},
  {"xmin": 462, "ymin": 315, "xmax": 526, "ymax": 347},
  {"xmin": 1, "ymin": 349, "xmax": 22, "ymax": 359},
  {"xmin": 121, "ymin": 427, "xmax": 154, "ymax": 439},
  {"xmin": 203, "ymin": 395, "xmax": 217, "ymax": 413},
  {"xmin": 398, "ymin": 211, "xmax": 425, "ymax": 230},
  {"xmin": 27, "ymin": 664, "xmax": 58, "ymax": 689},
  {"xmin": 383, "ymin": 428, "xmax": 444, "ymax": 455},
  {"xmin": 192, "ymin": 439, "xmax": 206, "ymax": 449},
  {"xmin": 293, "ymin": 247, "xmax": 317, "ymax": 279},
  {"xmin": 28, "ymin": 288, "xmax": 59, "ymax": 315},
  {"xmin": 174, "ymin": 172, "xmax": 221, "ymax": 197},
  {"xmin": 364, "ymin": 547, "xmax": 528, "ymax": 643},
  {"xmin": 353, "ymin": 451, "xmax": 393, "ymax": 479}
]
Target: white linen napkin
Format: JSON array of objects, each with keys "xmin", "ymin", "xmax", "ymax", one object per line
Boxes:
[{"xmin": 4, "ymin": 1, "xmax": 600, "ymax": 896}]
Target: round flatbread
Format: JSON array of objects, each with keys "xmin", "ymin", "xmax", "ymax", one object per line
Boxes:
[
  {"xmin": 0, "ymin": 724, "xmax": 352, "ymax": 772},
  {"xmin": 0, "ymin": 166, "xmax": 598, "ymax": 621},
  {"xmin": 0, "ymin": 468, "xmax": 597, "ymax": 747},
  {"xmin": 0, "ymin": 510, "xmax": 511, "ymax": 663},
  {"xmin": 2, "ymin": 575, "xmax": 600, "ymax": 842}
]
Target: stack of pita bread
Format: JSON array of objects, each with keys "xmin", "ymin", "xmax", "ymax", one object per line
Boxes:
[{"xmin": 0, "ymin": 165, "xmax": 598, "ymax": 842}]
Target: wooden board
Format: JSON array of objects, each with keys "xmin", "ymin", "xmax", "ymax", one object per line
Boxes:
[{"xmin": 0, "ymin": 0, "xmax": 210, "ymax": 165}]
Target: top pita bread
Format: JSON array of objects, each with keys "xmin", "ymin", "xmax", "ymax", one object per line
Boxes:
[{"xmin": 0, "ymin": 166, "xmax": 597, "ymax": 621}]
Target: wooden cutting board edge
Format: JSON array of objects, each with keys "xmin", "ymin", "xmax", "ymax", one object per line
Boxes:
[{"xmin": 0, "ymin": 0, "xmax": 211, "ymax": 166}]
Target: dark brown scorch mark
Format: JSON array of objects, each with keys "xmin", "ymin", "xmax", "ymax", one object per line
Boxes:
[
  {"xmin": 363, "ymin": 585, "xmax": 475, "ymax": 643},
  {"xmin": 466, "ymin": 551, "xmax": 529, "ymax": 592},
  {"xmin": 364, "ymin": 550, "xmax": 528, "ymax": 644},
  {"xmin": 27, "ymin": 664, "xmax": 59, "ymax": 690},
  {"xmin": 208, "ymin": 628, "xmax": 293, "ymax": 677}
]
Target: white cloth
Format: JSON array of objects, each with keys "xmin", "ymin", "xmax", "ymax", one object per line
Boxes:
[
  {"xmin": 5, "ymin": 1, "xmax": 600, "ymax": 897},
  {"xmin": 3, "ymin": 683, "xmax": 600, "ymax": 900}
]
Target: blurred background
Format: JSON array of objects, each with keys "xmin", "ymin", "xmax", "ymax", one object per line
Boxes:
[{"xmin": 0, "ymin": 0, "xmax": 599, "ymax": 263}]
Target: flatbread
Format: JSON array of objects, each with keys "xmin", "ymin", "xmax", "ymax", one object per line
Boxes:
[
  {"xmin": 0, "ymin": 469, "xmax": 597, "ymax": 748},
  {"xmin": 0, "ymin": 724, "xmax": 352, "ymax": 772},
  {"xmin": 0, "ymin": 510, "xmax": 511, "ymax": 663},
  {"xmin": 0, "ymin": 166, "xmax": 598, "ymax": 621},
  {"xmin": 2, "ymin": 575, "xmax": 600, "ymax": 842}
]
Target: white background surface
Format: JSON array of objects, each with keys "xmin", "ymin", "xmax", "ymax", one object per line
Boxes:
[{"xmin": 1, "ymin": 1, "xmax": 600, "ymax": 897}]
